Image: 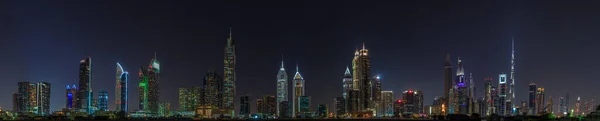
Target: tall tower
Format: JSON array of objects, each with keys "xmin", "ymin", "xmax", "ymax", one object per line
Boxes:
[
  {"xmin": 36, "ymin": 82, "xmax": 51, "ymax": 115},
  {"xmin": 352, "ymin": 43, "xmax": 371, "ymax": 111},
  {"xmin": 223, "ymin": 27, "xmax": 236, "ymax": 110},
  {"xmin": 78, "ymin": 57, "xmax": 92, "ymax": 114},
  {"xmin": 98, "ymin": 91, "xmax": 108, "ymax": 111},
  {"xmin": 498, "ymin": 74, "xmax": 508, "ymax": 116},
  {"xmin": 203, "ymin": 68, "xmax": 224, "ymax": 108},
  {"xmin": 276, "ymin": 59, "xmax": 288, "ymax": 116},
  {"xmin": 443, "ymin": 53, "xmax": 453, "ymax": 111},
  {"xmin": 292, "ymin": 65, "xmax": 305, "ymax": 116},
  {"xmin": 116, "ymin": 63, "xmax": 129, "ymax": 112},
  {"xmin": 455, "ymin": 58, "xmax": 468, "ymax": 114},
  {"xmin": 138, "ymin": 66, "xmax": 149, "ymax": 111},
  {"xmin": 147, "ymin": 56, "xmax": 161, "ymax": 113},
  {"xmin": 342, "ymin": 67, "xmax": 352, "ymax": 99},
  {"xmin": 509, "ymin": 37, "xmax": 516, "ymax": 111},
  {"xmin": 528, "ymin": 83, "xmax": 537, "ymax": 115},
  {"xmin": 484, "ymin": 77, "xmax": 493, "ymax": 116},
  {"xmin": 373, "ymin": 76, "xmax": 382, "ymax": 116},
  {"xmin": 66, "ymin": 85, "xmax": 77, "ymax": 109}
]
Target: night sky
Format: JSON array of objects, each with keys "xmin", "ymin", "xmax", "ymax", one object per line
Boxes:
[{"xmin": 0, "ymin": 1, "xmax": 599, "ymax": 113}]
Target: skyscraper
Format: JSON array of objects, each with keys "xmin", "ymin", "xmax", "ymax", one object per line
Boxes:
[
  {"xmin": 240, "ymin": 94, "xmax": 250, "ymax": 118},
  {"xmin": 535, "ymin": 87, "xmax": 545, "ymax": 115},
  {"xmin": 17, "ymin": 81, "xmax": 51, "ymax": 115},
  {"xmin": 78, "ymin": 57, "xmax": 92, "ymax": 114},
  {"xmin": 276, "ymin": 60, "xmax": 288, "ymax": 116},
  {"xmin": 352, "ymin": 43, "xmax": 371, "ymax": 111},
  {"xmin": 36, "ymin": 82, "xmax": 51, "ymax": 115},
  {"xmin": 203, "ymin": 68, "xmax": 224, "ymax": 108},
  {"xmin": 316, "ymin": 104, "xmax": 328, "ymax": 118},
  {"xmin": 334, "ymin": 97, "xmax": 346, "ymax": 116},
  {"xmin": 469, "ymin": 73, "xmax": 475, "ymax": 114},
  {"xmin": 264, "ymin": 95, "xmax": 277, "ymax": 116},
  {"xmin": 529, "ymin": 83, "xmax": 537, "ymax": 115},
  {"xmin": 559, "ymin": 96, "xmax": 565, "ymax": 116},
  {"xmin": 484, "ymin": 77, "xmax": 493, "ymax": 116},
  {"xmin": 66, "ymin": 84, "xmax": 77, "ymax": 109},
  {"xmin": 402, "ymin": 90, "xmax": 423, "ymax": 114},
  {"xmin": 373, "ymin": 76, "xmax": 382, "ymax": 116},
  {"xmin": 278, "ymin": 101, "xmax": 291, "ymax": 118},
  {"xmin": 298, "ymin": 96, "xmax": 311, "ymax": 117},
  {"xmin": 443, "ymin": 53, "xmax": 453, "ymax": 112},
  {"xmin": 509, "ymin": 37, "xmax": 516, "ymax": 110},
  {"xmin": 343, "ymin": 67, "xmax": 352, "ymax": 99},
  {"xmin": 147, "ymin": 56, "xmax": 161, "ymax": 113},
  {"xmin": 292, "ymin": 65, "xmax": 305, "ymax": 116},
  {"xmin": 257, "ymin": 98, "xmax": 264, "ymax": 114},
  {"xmin": 98, "ymin": 91, "xmax": 108, "ymax": 111},
  {"xmin": 546, "ymin": 96, "xmax": 553, "ymax": 114},
  {"xmin": 381, "ymin": 91, "xmax": 394, "ymax": 117},
  {"xmin": 223, "ymin": 27, "xmax": 236, "ymax": 110},
  {"xmin": 498, "ymin": 74, "xmax": 508, "ymax": 116},
  {"xmin": 116, "ymin": 63, "xmax": 129, "ymax": 112},
  {"xmin": 178, "ymin": 87, "xmax": 202, "ymax": 111},
  {"xmin": 138, "ymin": 66, "xmax": 149, "ymax": 111},
  {"xmin": 455, "ymin": 58, "xmax": 469, "ymax": 114}
]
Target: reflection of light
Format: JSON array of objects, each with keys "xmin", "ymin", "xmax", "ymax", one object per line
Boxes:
[{"xmin": 376, "ymin": 76, "xmax": 380, "ymax": 79}]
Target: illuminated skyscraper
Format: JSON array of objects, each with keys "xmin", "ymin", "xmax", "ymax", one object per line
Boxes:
[
  {"xmin": 559, "ymin": 96, "xmax": 565, "ymax": 116},
  {"xmin": 535, "ymin": 87, "xmax": 545, "ymax": 115},
  {"xmin": 178, "ymin": 87, "xmax": 201, "ymax": 111},
  {"xmin": 36, "ymin": 82, "xmax": 51, "ymax": 115},
  {"xmin": 203, "ymin": 68, "xmax": 223, "ymax": 108},
  {"xmin": 276, "ymin": 60, "xmax": 288, "ymax": 116},
  {"xmin": 575, "ymin": 97, "xmax": 581, "ymax": 115},
  {"xmin": 402, "ymin": 90, "xmax": 423, "ymax": 114},
  {"xmin": 443, "ymin": 53, "xmax": 453, "ymax": 111},
  {"xmin": 352, "ymin": 43, "xmax": 371, "ymax": 111},
  {"xmin": 17, "ymin": 81, "xmax": 51, "ymax": 115},
  {"xmin": 278, "ymin": 101, "xmax": 291, "ymax": 118},
  {"xmin": 223, "ymin": 27, "xmax": 236, "ymax": 110},
  {"xmin": 343, "ymin": 67, "xmax": 352, "ymax": 100},
  {"xmin": 498, "ymin": 74, "xmax": 508, "ymax": 116},
  {"xmin": 546, "ymin": 96, "xmax": 553, "ymax": 114},
  {"xmin": 292, "ymin": 65, "xmax": 305, "ymax": 116},
  {"xmin": 98, "ymin": 91, "xmax": 108, "ymax": 111},
  {"xmin": 138, "ymin": 66, "xmax": 149, "ymax": 111},
  {"xmin": 257, "ymin": 98, "xmax": 264, "ymax": 114},
  {"xmin": 264, "ymin": 95, "xmax": 277, "ymax": 116},
  {"xmin": 316, "ymin": 104, "xmax": 328, "ymax": 118},
  {"xmin": 298, "ymin": 96, "xmax": 311, "ymax": 117},
  {"xmin": 77, "ymin": 57, "xmax": 92, "ymax": 114},
  {"xmin": 116, "ymin": 63, "xmax": 129, "ymax": 112},
  {"xmin": 469, "ymin": 73, "xmax": 475, "ymax": 114},
  {"xmin": 334, "ymin": 97, "xmax": 346, "ymax": 116},
  {"xmin": 373, "ymin": 76, "xmax": 382, "ymax": 116},
  {"xmin": 484, "ymin": 77, "xmax": 493, "ymax": 116},
  {"xmin": 529, "ymin": 83, "xmax": 537, "ymax": 115},
  {"xmin": 158, "ymin": 102, "xmax": 170, "ymax": 117},
  {"xmin": 147, "ymin": 56, "xmax": 161, "ymax": 113},
  {"xmin": 66, "ymin": 85, "xmax": 77, "ymax": 109},
  {"xmin": 509, "ymin": 37, "xmax": 516, "ymax": 110},
  {"xmin": 455, "ymin": 58, "xmax": 469, "ymax": 114}
]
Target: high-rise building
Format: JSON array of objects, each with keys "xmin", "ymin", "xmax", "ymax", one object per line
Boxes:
[
  {"xmin": 223, "ymin": 27, "xmax": 236, "ymax": 111},
  {"xmin": 257, "ymin": 98, "xmax": 264, "ymax": 114},
  {"xmin": 347, "ymin": 89, "xmax": 360, "ymax": 113},
  {"xmin": 443, "ymin": 53, "xmax": 453, "ymax": 113},
  {"xmin": 203, "ymin": 68, "xmax": 223, "ymax": 108},
  {"xmin": 278, "ymin": 101, "xmax": 291, "ymax": 118},
  {"xmin": 78, "ymin": 57, "xmax": 92, "ymax": 114},
  {"xmin": 402, "ymin": 90, "xmax": 423, "ymax": 114},
  {"xmin": 147, "ymin": 57, "xmax": 161, "ymax": 113},
  {"xmin": 509, "ymin": 38, "xmax": 516, "ymax": 110},
  {"xmin": 490, "ymin": 85, "xmax": 498, "ymax": 114},
  {"xmin": 498, "ymin": 74, "xmax": 508, "ymax": 116},
  {"xmin": 17, "ymin": 81, "xmax": 51, "ymax": 115},
  {"xmin": 178, "ymin": 88, "xmax": 201, "ymax": 111},
  {"xmin": 343, "ymin": 67, "xmax": 352, "ymax": 99},
  {"xmin": 559, "ymin": 96, "xmax": 565, "ymax": 117},
  {"xmin": 484, "ymin": 77, "xmax": 493, "ymax": 116},
  {"xmin": 292, "ymin": 65, "xmax": 305, "ymax": 116},
  {"xmin": 529, "ymin": 83, "xmax": 537, "ymax": 115},
  {"xmin": 373, "ymin": 76, "xmax": 382, "ymax": 116},
  {"xmin": 158, "ymin": 102, "xmax": 170, "ymax": 117},
  {"xmin": 240, "ymin": 94, "xmax": 250, "ymax": 118},
  {"xmin": 115, "ymin": 63, "xmax": 129, "ymax": 112},
  {"xmin": 575, "ymin": 97, "xmax": 581, "ymax": 116},
  {"xmin": 535, "ymin": 87, "xmax": 545, "ymax": 115},
  {"xmin": 264, "ymin": 95, "xmax": 277, "ymax": 116},
  {"xmin": 455, "ymin": 58, "xmax": 469, "ymax": 114},
  {"xmin": 298, "ymin": 96, "xmax": 311, "ymax": 117},
  {"xmin": 352, "ymin": 43, "xmax": 371, "ymax": 111},
  {"xmin": 394, "ymin": 100, "xmax": 404, "ymax": 116},
  {"xmin": 66, "ymin": 84, "xmax": 77, "ymax": 109},
  {"xmin": 565, "ymin": 93, "xmax": 570, "ymax": 115},
  {"xmin": 546, "ymin": 96, "xmax": 553, "ymax": 114},
  {"xmin": 432, "ymin": 97, "xmax": 442, "ymax": 115},
  {"xmin": 13, "ymin": 92, "xmax": 18, "ymax": 112},
  {"xmin": 477, "ymin": 97, "xmax": 486, "ymax": 115},
  {"xmin": 98, "ymin": 91, "xmax": 108, "ymax": 111},
  {"xmin": 138, "ymin": 66, "xmax": 149, "ymax": 111},
  {"xmin": 381, "ymin": 91, "xmax": 394, "ymax": 117},
  {"xmin": 276, "ymin": 60, "xmax": 288, "ymax": 116},
  {"xmin": 316, "ymin": 104, "xmax": 328, "ymax": 118},
  {"xmin": 469, "ymin": 73, "xmax": 475, "ymax": 114},
  {"xmin": 334, "ymin": 97, "xmax": 346, "ymax": 117}
]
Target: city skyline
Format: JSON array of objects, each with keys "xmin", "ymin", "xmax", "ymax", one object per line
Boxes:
[{"xmin": 0, "ymin": 1, "xmax": 599, "ymax": 115}]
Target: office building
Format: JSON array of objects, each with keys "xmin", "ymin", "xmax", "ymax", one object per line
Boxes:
[
  {"xmin": 98, "ymin": 91, "xmax": 108, "ymax": 111},
  {"xmin": 317, "ymin": 104, "xmax": 328, "ymax": 118},
  {"xmin": 343, "ymin": 67, "xmax": 352, "ymax": 99},
  {"xmin": 264, "ymin": 95, "xmax": 277, "ymax": 116},
  {"xmin": 381, "ymin": 91, "xmax": 394, "ymax": 117},
  {"xmin": 203, "ymin": 68, "xmax": 223, "ymax": 108},
  {"xmin": 484, "ymin": 77, "xmax": 493, "ymax": 116},
  {"xmin": 292, "ymin": 65, "xmax": 305, "ymax": 116},
  {"xmin": 402, "ymin": 90, "xmax": 423, "ymax": 114},
  {"xmin": 298, "ymin": 96, "xmax": 311, "ymax": 117},
  {"xmin": 115, "ymin": 63, "xmax": 129, "ymax": 112},
  {"xmin": 373, "ymin": 76, "xmax": 382, "ymax": 116},
  {"xmin": 443, "ymin": 53, "xmax": 453, "ymax": 112},
  {"xmin": 223, "ymin": 28, "xmax": 236, "ymax": 110},
  {"xmin": 66, "ymin": 85, "xmax": 77, "ymax": 109},
  {"xmin": 276, "ymin": 60, "xmax": 288, "ymax": 116},
  {"xmin": 16, "ymin": 81, "xmax": 51, "ymax": 115},
  {"xmin": 455, "ymin": 58, "xmax": 469, "ymax": 114},
  {"xmin": 257, "ymin": 98, "xmax": 264, "ymax": 114},
  {"xmin": 240, "ymin": 94, "xmax": 250, "ymax": 118},
  {"xmin": 498, "ymin": 74, "xmax": 508, "ymax": 116},
  {"xmin": 278, "ymin": 101, "xmax": 291, "ymax": 118},
  {"xmin": 147, "ymin": 57, "xmax": 161, "ymax": 113},
  {"xmin": 535, "ymin": 87, "xmax": 545, "ymax": 115},
  {"xmin": 138, "ymin": 66, "xmax": 149, "ymax": 111},
  {"xmin": 158, "ymin": 102, "xmax": 170, "ymax": 117},
  {"xmin": 352, "ymin": 43, "xmax": 371, "ymax": 111},
  {"xmin": 78, "ymin": 57, "xmax": 92, "ymax": 114},
  {"xmin": 334, "ymin": 97, "xmax": 346, "ymax": 116}
]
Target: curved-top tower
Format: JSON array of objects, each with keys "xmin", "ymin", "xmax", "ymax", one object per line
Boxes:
[{"xmin": 116, "ymin": 62, "xmax": 129, "ymax": 112}]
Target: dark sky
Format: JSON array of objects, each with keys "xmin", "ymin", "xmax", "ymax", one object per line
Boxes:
[{"xmin": 0, "ymin": 1, "xmax": 599, "ymax": 113}]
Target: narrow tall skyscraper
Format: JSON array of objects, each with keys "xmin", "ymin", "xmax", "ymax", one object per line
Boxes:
[
  {"xmin": 528, "ymin": 83, "xmax": 537, "ymax": 115},
  {"xmin": 223, "ymin": 27, "xmax": 236, "ymax": 110},
  {"xmin": 498, "ymin": 74, "xmax": 508, "ymax": 116},
  {"xmin": 509, "ymin": 37, "xmax": 516, "ymax": 111},
  {"xmin": 443, "ymin": 53, "xmax": 452, "ymax": 114},
  {"xmin": 78, "ymin": 57, "xmax": 92, "ymax": 114},
  {"xmin": 116, "ymin": 63, "xmax": 129, "ymax": 112},
  {"xmin": 147, "ymin": 56, "xmax": 161, "ymax": 113},
  {"xmin": 342, "ymin": 67, "xmax": 352, "ymax": 99},
  {"xmin": 352, "ymin": 43, "xmax": 371, "ymax": 111},
  {"xmin": 276, "ymin": 59, "xmax": 288, "ymax": 116},
  {"xmin": 138, "ymin": 66, "xmax": 149, "ymax": 111},
  {"xmin": 292, "ymin": 65, "xmax": 305, "ymax": 116}
]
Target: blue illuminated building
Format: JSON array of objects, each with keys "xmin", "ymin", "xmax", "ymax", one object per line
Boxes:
[
  {"xmin": 66, "ymin": 84, "xmax": 77, "ymax": 109},
  {"xmin": 99, "ymin": 91, "xmax": 108, "ymax": 111},
  {"xmin": 116, "ymin": 63, "xmax": 129, "ymax": 112}
]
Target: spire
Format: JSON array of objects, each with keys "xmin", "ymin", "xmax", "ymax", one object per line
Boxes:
[
  {"xmin": 281, "ymin": 54, "xmax": 284, "ymax": 69},
  {"xmin": 296, "ymin": 62, "xmax": 299, "ymax": 72},
  {"xmin": 444, "ymin": 53, "xmax": 451, "ymax": 66},
  {"xmin": 294, "ymin": 62, "xmax": 303, "ymax": 80},
  {"xmin": 227, "ymin": 26, "xmax": 234, "ymax": 46},
  {"xmin": 362, "ymin": 42, "xmax": 365, "ymax": 50}
]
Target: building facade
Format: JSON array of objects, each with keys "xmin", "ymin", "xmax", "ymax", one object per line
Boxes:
[
  {"xmin": 78, "ymin": 57, "xmax": 92, "ymax": 114},
  {"xmin": 16, "ymin": 81, "xmax": 51, "ymax": 115},
  {"xmin": 343, "ymin": 67, "xmax": 352, "ymax": 99},
  {"xmin": 334, "ymin": 97, "xmax": 346, "ymax": 116},
  {"xmin": 276, "ymin": 60, "xmax": 288, "ymax": 116},
  {"xmin": 116, "ymin": 63, "xmax": 129, "ymax": 112},
  {"xmin": 535, "ymin": 87, "xmax": 545, "ymax": 115},
  {"xmin": 98, "ymin": 91, "xmax": 108, "ymax": 111},
  {"xmin": 147, "ymin": 58, "xmax": 161, "ymax": 113},
  {"xmin": 66, "ymin": 84, "xmax": 77, "ymax": 109},
  {"xmin": 203, "ymin": 68, "xmax": 223, "ymax": 108},
  {"xmin": 498, "ymin": 74, "xmax": 508, "ymax": 116},
  {"xmin": 223, "ymin": 28, "xmax": 236, "ymax": 110},
  {"xmin": 239, "ymin": 94, "xmax": 250, "ymax": 118},
  {"xmin": 352, "ymin": 44, "xmax": 371, "ymax": 112},
  {"xmin": 381, "ymin": 91, "xmax": 394, "ymax": 117},
  {"xmin": 443, "ymin": 53, "xmax": 453, "ymax": 113},
  {"xmin": 529, "ymin": 83, "xmax": 537, "ymax": 115},
  {"xmin": 292, "ymin": 65, "xmax": 305, "ymax": 116}
]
